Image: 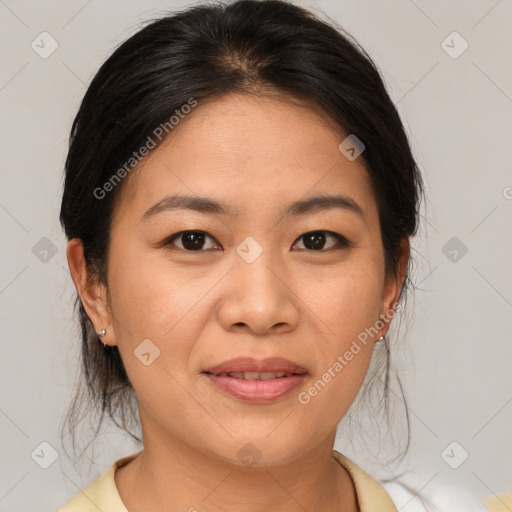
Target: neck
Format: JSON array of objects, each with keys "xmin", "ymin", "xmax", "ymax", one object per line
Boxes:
[{"xmin": 115, "ymin": 428, "xmax": 358, "ymax": 512}]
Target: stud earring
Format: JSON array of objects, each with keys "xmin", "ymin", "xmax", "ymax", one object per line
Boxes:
[
  {"xmin": 377, "ymin": 335, "xmax": 386, "ymax": 342},
  {"xmin": 97, "ymin": 328, "xmax": 108, "ymax": 348}
]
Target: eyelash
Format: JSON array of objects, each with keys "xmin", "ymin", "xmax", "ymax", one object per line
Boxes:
[{"xmin": 162, "ymin": 230, "xmax": 351, "ymax": 252}]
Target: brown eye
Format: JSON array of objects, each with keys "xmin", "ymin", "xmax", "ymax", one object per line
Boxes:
[
  {"xmin": 292, "ymin": 231, "xmax": 349, "ymax": 251},
  {"xmin": 165, "ymin": 231, "xmax": 220, "ymax": 251}
]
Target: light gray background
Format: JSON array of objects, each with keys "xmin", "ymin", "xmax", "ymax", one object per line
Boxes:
[{"xmin": 0, "ymin": 1, "xmax": 511, "ymax": 510}]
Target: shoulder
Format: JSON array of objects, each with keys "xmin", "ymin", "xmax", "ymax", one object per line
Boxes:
[
  {"xmin": 382, "ymin": 470, "xmax": 512, "ymax": 512},
  {"xmin": 332, "ymin": 450, "xmax": 397, "ymax": 511},
  {"xmin": 482, "ymin": 494, "xmax": 512, "ymax": 512},
  {"xmin": 333, "ymin": 450, "xmax": 512, "ymax": 512},
  {"xmin": 56, "ymin": 451, "xmax": 142, "ymax": 512}
]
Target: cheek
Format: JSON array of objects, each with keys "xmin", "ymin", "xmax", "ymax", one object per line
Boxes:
[
  {"xmin": 292, "ymin": 257, "xmax": 382, "ymax": 417},
  {"xmin": 105, "ymin": 243, "xmax": 222, "ymax": 397},
  {"xmin": 105, "ymin": 247, "xmax": 207, "ymax": 413},
  {"xmin": 299, "ymin": 254, "xmax": 383, "ymax": 341},
  {"xmin": 107, "ymin": 244, "xmax": 207, "ymax": 341}
]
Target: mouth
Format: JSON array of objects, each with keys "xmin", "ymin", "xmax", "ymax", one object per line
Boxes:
[
  {"xmin": 202, "ymin": 357, "xmax": 308, "ymax": 403},
  {"xmin": 203, "ymin": 371, "xmax": 305, "ymax": 380},
  {"xmin": 203, "ymin": 372, "xmax": 308, "ymax": 403},
  {"xmin": 203, "ymin": 356, "xmax": 308, "ymax": 376}
]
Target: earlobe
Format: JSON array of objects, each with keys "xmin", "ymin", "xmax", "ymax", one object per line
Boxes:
[
  {"xmin": 378, "ymin": 237, "xmax": 410, "ymax": 340},
  {"xmin": 66, "ymin": 239, "xmax": 113, "ymax": 345}
]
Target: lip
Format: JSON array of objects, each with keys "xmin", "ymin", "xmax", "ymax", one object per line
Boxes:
[
  {"xmin": 203, "ymin": 356, "xmax": 308, "ymax": 375},
  {"xmin": 204, "ymin": 373, "xmax": 307, "ymax": 403}
]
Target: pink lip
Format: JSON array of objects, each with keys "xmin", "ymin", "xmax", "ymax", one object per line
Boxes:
[
  {"xmin": 204, "ymin": 373, "xmax": 307, "ymax": 403},
  {"xmin": 204, "ymin": 356, "xmax": 308, "ymax": 375}
]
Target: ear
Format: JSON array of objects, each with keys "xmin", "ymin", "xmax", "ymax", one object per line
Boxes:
[
  {"xmin": 66, "ymin": 238, "xmax": 115, "ymax": 346},
  {"xmin": 377, "ymin": 236, "xmax": 410, "ymax": 340}
]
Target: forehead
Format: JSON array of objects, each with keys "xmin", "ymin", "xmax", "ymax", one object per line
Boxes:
[{"xmin": 114, "ymin": 93, "xmax": 377, "ymax": 226}]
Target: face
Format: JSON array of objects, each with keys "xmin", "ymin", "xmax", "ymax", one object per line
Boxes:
[{"xmin": 74, "ymin": 93, "xmax": 406, "ymax": 467}]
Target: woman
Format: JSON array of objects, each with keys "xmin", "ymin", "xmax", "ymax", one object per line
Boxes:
[{"xmin": 56, "ymin": 1, "xmax": 508, "ymax": 510}]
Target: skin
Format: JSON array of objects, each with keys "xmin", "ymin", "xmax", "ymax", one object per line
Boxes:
[{"xmin": 67, "ymin": 93, "xmax": 409, "ymax": 511}]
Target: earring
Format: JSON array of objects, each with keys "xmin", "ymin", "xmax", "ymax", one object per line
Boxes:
[
  {"xmin": 377, "ymin": 335, "xmax": 386, "ymax": 342},
  {"xmin": 97, "ymin": 328, "xmax": 108, "ymax": 347}
]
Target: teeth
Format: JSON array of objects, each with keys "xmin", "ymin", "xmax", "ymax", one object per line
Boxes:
[
  {"xmin": 243, "ymin": 371, "xmax": 261, "ymax": 380},
  {"xmin": 216, "ymin": 371, "xmax": 291, "ymax": 380},
  {"xmin": 259, "ymin": 372, "xmax": 287, "ymax": 380}
]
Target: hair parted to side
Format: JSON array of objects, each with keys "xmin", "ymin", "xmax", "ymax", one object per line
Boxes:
[{"xmin": 59, "ymin": 0, "xmax": 424, "ymax": 469}]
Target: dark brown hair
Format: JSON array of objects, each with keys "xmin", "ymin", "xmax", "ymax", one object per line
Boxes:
[{"xmin": 59, "ymin": 0, "xmax": 424, "ymax": 468}]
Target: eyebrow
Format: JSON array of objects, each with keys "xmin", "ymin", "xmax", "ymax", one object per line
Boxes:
[{"xmin": 141, "ymin": 193, "xmax": 365, "ymax": 222}]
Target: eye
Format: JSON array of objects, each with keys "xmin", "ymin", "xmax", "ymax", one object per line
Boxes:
[
  {"xmin": 162, "ymin": 230, "xmax": 350, "ymax": 252},
  {"xmin": 164, "ymin": 230, "xmax": 220, "ymax": 251},
  {"xmin": 292, "ymin": 231, "xmax": 350, "ymax": 251}
]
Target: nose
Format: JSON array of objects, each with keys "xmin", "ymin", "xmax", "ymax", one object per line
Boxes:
[{"xmin": 216, "ymin": 250, "xmax": 300, "ymax": 336}]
